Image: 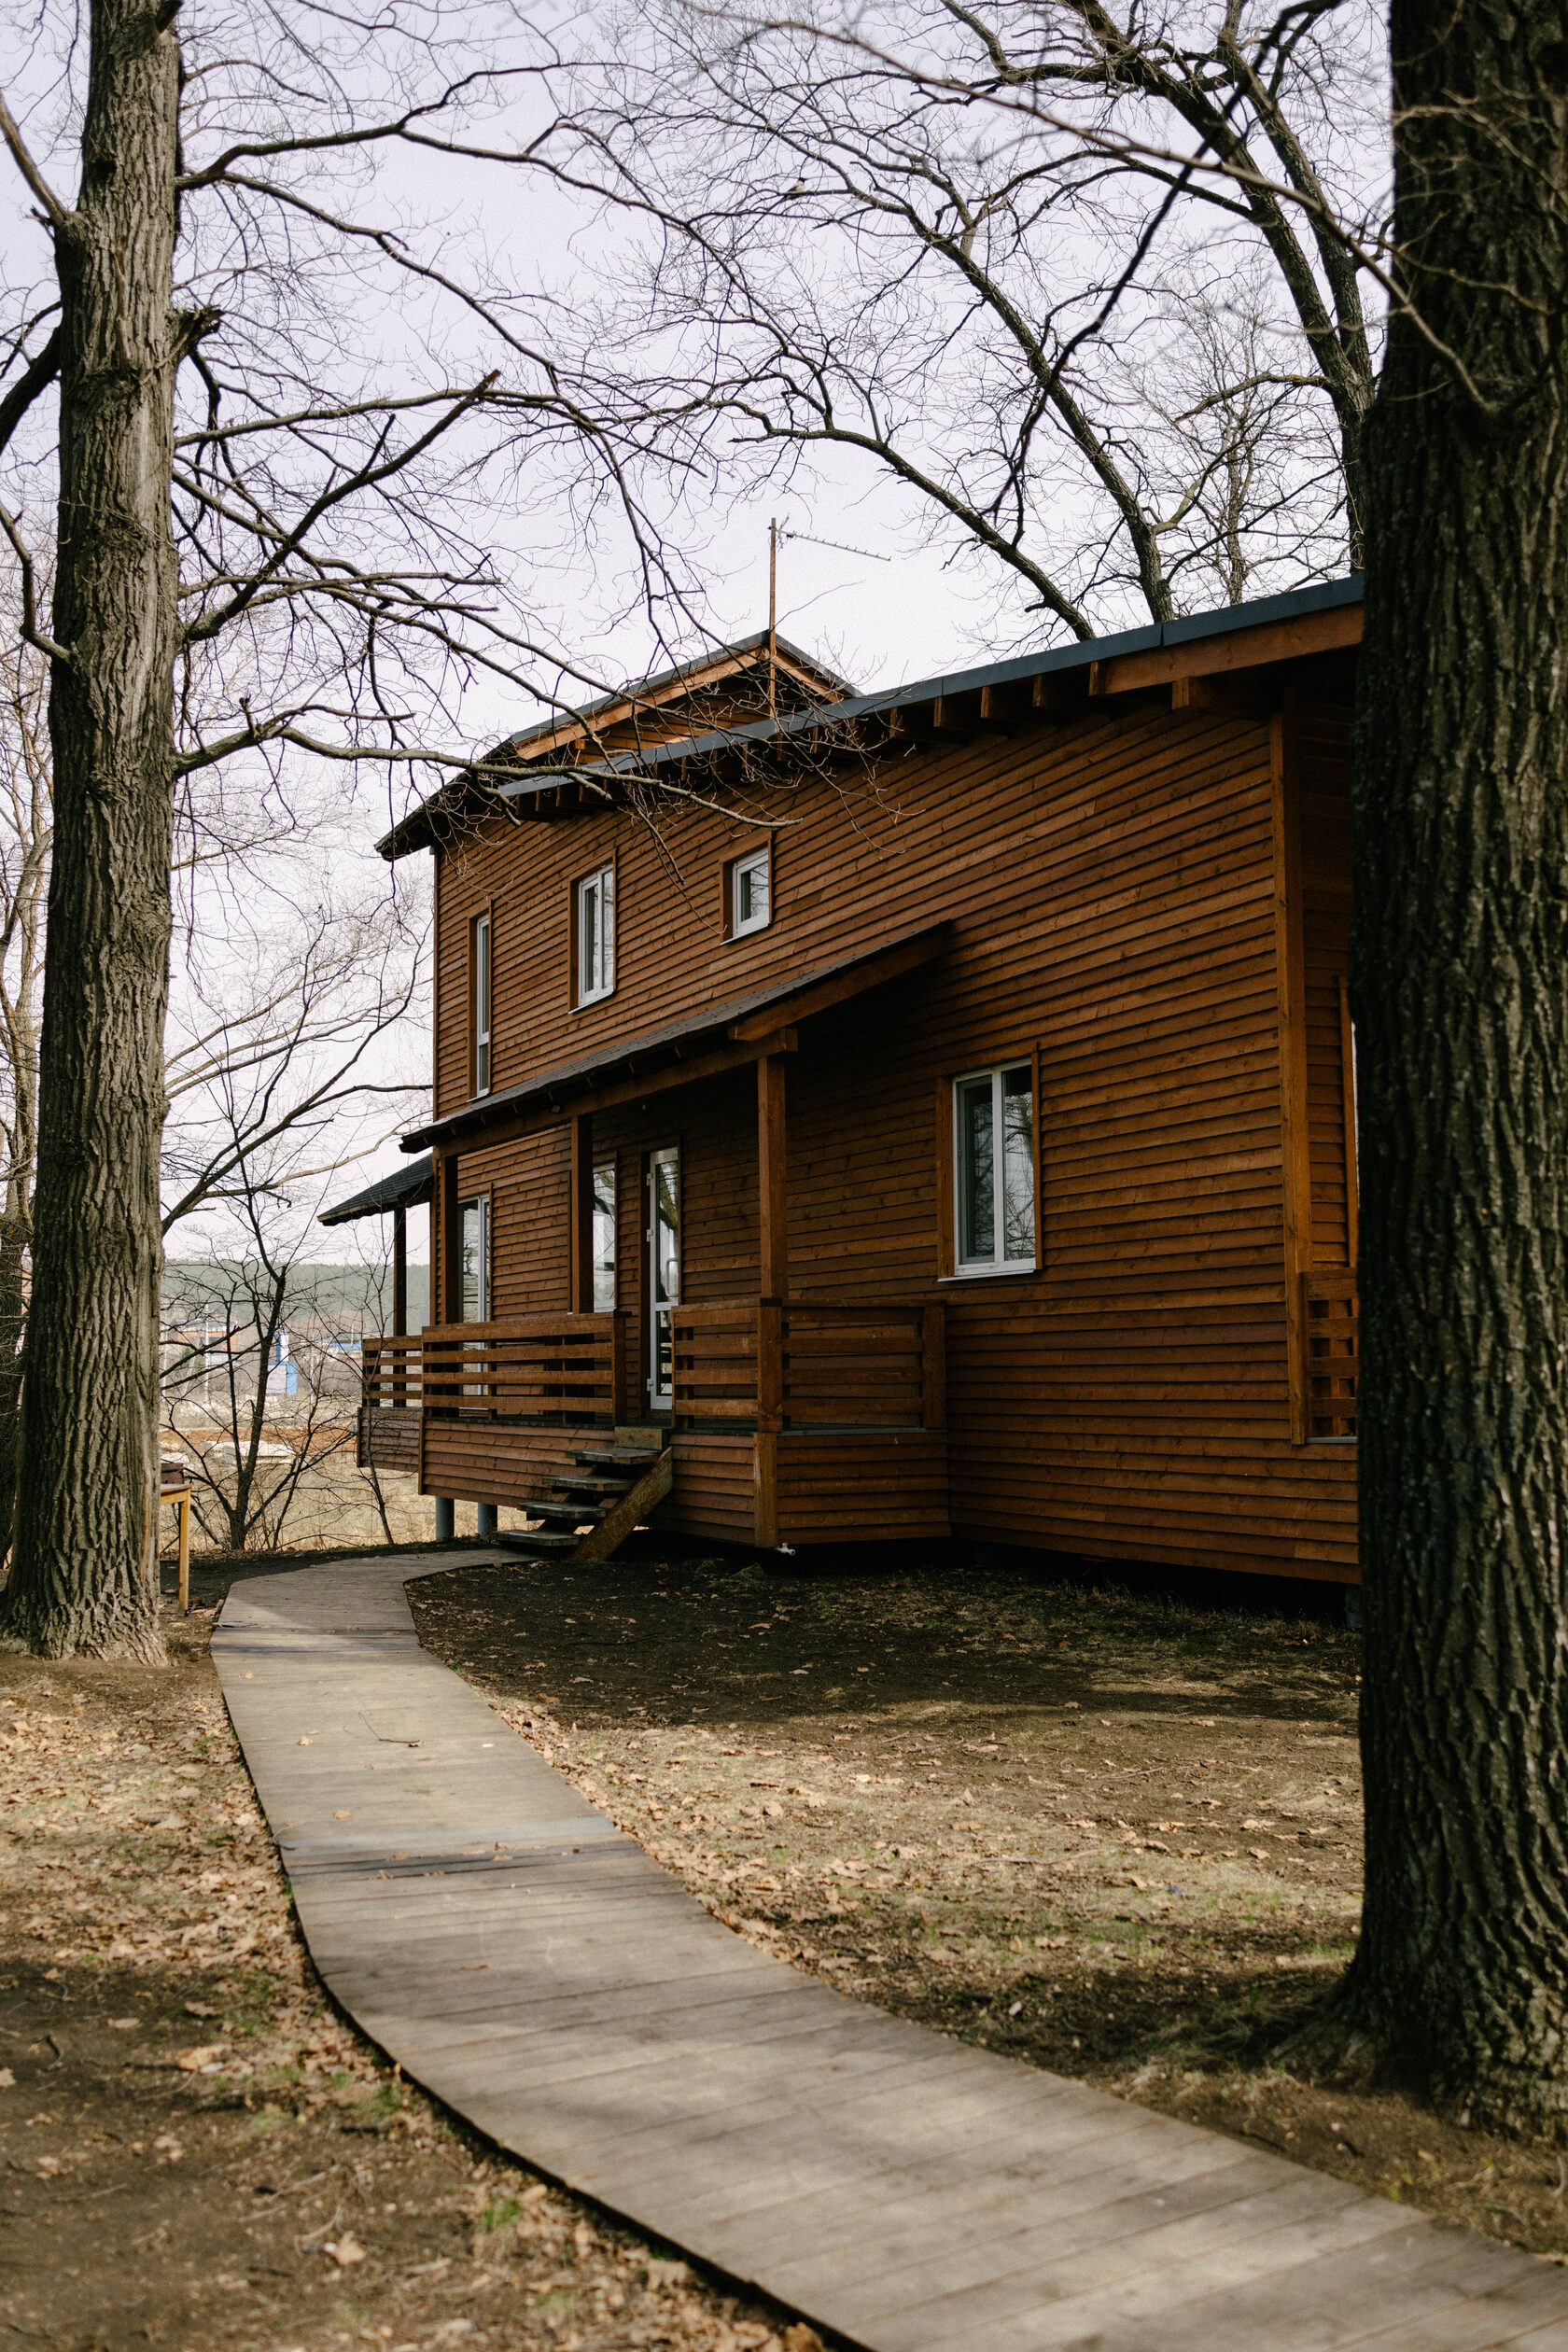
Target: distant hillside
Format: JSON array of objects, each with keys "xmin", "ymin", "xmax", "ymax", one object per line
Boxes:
[{"xmin": 162, "ymin": 1259, "xmax": 429, "ymax": 1332}]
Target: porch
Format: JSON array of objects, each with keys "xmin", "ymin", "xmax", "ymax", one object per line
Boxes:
[{"xmin": 358, "ymin": 1295, "xmax": 949, "ymax": 1549}]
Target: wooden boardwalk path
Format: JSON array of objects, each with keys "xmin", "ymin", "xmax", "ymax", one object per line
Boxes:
[{"xmin": 214, "ymin": 1555, "xmax": 1568, "ymax": 2352}]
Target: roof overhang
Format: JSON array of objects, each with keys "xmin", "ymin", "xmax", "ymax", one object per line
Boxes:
[
  {"xmin": 318, "ymin": 1154, "xmax": 434, "ymax": 1225},
  {"xmin": 376, "ymin": 576, "xmax": 1363, "ymax": 861},
  {"xmin": 401, "ymin": 922, "xmax": 951, "ymax": 1157}
]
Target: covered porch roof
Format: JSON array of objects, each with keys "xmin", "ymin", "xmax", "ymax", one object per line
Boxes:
[
  {"xmin": 401, "ymin": 920, "xmax": 951, "ymax": 1159},
  {"xmin": 319, "ymin": 1154, "xmax": 434, "ymax": 1227}
]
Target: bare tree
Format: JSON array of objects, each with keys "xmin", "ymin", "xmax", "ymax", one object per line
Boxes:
[
  {"xmin": 0, "ymin": 620, "xmax": 47, "ymax": 1558},
  {"xmin": 550, "ymin": 0, "xmax": 1383, "ymax": 637},
  {"xmin": 161, "ymin": 1244, "xmax": 358, "ymax": 1557},
  {"xmin": 0, "ymin": 574, "xmax": 427, "ymax": 1565},
  {"xmin": 0, "ymin": 0, "xmax": 697, "ymax": 1657}
]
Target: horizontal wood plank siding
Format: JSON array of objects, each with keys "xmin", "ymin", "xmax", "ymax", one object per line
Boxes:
[
  {"xmin": 776, "ymin": 1432, "xmax": 950, "ymax": 1544},
  {"xmin": 361, "ymin": 1409, "xmax": 419, "ymax": 1473},
  {"xmin": 665, "ymin": 1434, "xmax": 756, "ymax": 1544},
  {"xmin": 1300, "ymin": 693, "xmax": 1355, "ymax": 1271},
  {"xmin": 427, "ymin": 655, "xmax": 1359, "ymax": 1578},
  {"xmin": 419, "ymin": 1421, "xmax": 607, "ymax": 1509}
]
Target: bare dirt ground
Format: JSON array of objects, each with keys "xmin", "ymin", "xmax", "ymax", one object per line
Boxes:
[
  {"xmin": 410, "ymin": 1539, "xmax": 1568, "ymax": 2265},
  {"xmin": 0, "ymin": 1566, "xmax": 824, "ymax": 2352}
]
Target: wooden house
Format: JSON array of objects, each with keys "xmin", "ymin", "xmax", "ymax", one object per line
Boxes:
[{"xmin": 354, "ymin": 585, "xmax": 1362, "ymax": 1586}]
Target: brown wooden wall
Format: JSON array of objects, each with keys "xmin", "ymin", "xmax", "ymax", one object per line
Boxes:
[
  {"xmin": 1300, "ymin": 691, "xmax": 1355, "ymax": 1267},
  {"xmin": 427, "ymin": 659, "xmax": 1359, "ymax": 1582}
]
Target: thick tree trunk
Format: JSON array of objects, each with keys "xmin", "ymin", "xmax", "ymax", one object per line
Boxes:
[
  {"xmin": 0, "ymin": 0, "xmax": 179, "ymax": 1659},
  {"xmin": 0, "ymin": 1188, "xmax": 31, "ymax": 1562},
  {"xmin": 1347, "ymin": 1, "xmax": 1568, "ymax": 2130}
]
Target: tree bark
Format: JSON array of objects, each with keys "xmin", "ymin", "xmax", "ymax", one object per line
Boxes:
[
  {"xmin": 1347, "ymin": 0, "xmax": 1568, "ymax": 2131},
  {"xmin": 0, "ymin": 1190, "xmax": 32, "ymax": 1563},
  {"xmin": 0, "ymin": 0, "xmax": 179, "ymax": 1659}
]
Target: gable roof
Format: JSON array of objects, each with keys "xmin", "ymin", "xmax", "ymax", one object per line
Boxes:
[
  {"xmin": 381, "ymin": 631, "xmax": 856, "ymax": 859},
  {"xmin": 499, "ymin": 631, "xmax": 856, "ymax": 765},
  {"xmin": 378, "ymin": 575, "xmax": 1362, "ymax": 861}
]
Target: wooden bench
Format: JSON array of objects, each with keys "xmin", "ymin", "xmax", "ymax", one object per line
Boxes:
[{"xmin": 160, "ymin": 1457, "xmax": 192, "ymax": 1614}]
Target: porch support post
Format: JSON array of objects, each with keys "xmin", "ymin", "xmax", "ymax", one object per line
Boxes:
[
  {"xmin": 392, "ymin": 1205, "xmax": 408, "ymax": 1336},
  {"xmin": 755, "ymin": 1297, "xmax": 782, "ymax": 1549},
  {"xmin": 758, "ymin": 1051, "xmax": 789, "ymax": 1299},
  {"xmin": 569, "ymin": 1113, "xmax": 595, "ymax": 1313},
  {"xmin": 431, "ymin": 1149, "xmax": 459, "ymax": 1539}
]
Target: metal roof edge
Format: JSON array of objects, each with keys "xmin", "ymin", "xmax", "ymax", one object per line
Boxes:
[
  {"xmin": 318, "ymin": 1153, "xmax": 435, "ymax": 1225},
  {"xmin": 1157, "ymin": 570, "xmax": 1363, "ymax": 648},
  {"xmin": 540, "ymin": 571, "xmax": 1365, "ymax": 786},
  {"xmin": 377, "ymin": 573, "xmax": 1365, "ymax": 848}
]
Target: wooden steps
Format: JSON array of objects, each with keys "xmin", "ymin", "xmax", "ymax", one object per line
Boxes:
[{"xmin": 491, "ymin": 1442, "xmax": 673, "ymax": 1566}]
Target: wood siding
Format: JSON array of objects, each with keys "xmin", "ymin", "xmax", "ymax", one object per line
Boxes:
[{"xmin": 426, "ymin": 652, "xmax": 1359, "ymax": 1582}]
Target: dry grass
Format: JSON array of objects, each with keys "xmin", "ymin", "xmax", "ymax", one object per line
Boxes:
[
  {"xmin": 0, "ymin": 1594, "xmax": 825, "ymax": 2352},
  {"xmin": 413, "ymin": 1540, "xmax": 1568, "ymax": 2263}
]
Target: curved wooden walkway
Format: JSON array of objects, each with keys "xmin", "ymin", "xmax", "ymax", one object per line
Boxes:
[{"xmin": 214, "ymin": 1555, "xmax": 1568, "ymax": 2352}]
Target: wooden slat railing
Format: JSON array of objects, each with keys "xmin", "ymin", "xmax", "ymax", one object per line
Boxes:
[
  {"xmin": 421, "ymin": 1313, "xmax": 626, "ymax": 1426},
  {"xmin": 1303, "ymin": 1272, "xmax": 1358, "ymax": 1440},
  {"xmin": 669, "ymin": 1301, "xmax": 760, "ymax": 1425},
  {"xmin": 361, "ymin": 1332, "xmax": 425, "ymax": 1412},
  {"xmin": 672, "ymin": 1297, "xmax": 945, "ymax": 1433}
]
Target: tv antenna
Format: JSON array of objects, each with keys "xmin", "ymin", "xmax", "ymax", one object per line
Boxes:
[{"xmin": 768, "ymin": 517, "xmax": 890, "ymax": 715}]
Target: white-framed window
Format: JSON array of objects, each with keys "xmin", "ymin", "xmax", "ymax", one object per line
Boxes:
[
  {"xmin": 577, "ymin": 863, "xmax": 615, "ymax": 1003},
  {"xmin": 953, "ymin": 1061, "xmax": 1036, "ymax": 1275},
  {"xmin": 647, "ymin": 1145, "xmax": 679, "ymax": 1409},
  {"xmin": 731, "ymin": 844, "xmax": 771, "ymax": 937},
  {"xmin": 473, "ymin": 910, "xmax": 491, "ymax": 1095},
  {"xmin": 458, "ymin": 1194, "xmax": 490, "ymax": 1323},
  {"xmin": 592, "ymin": 1158, "xmax": 617, "ymax": 1311}
]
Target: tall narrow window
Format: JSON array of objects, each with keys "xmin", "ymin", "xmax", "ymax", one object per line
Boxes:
[
  {"xmin": 954, "ymin": 1063, "xmax": 1036, "ymax": 1274},
  {"xmin": 577, "ymin": 864, "xmax": 615, "ymax": 1003},
  {"xmin": 592, "ymin": 1159, "xmax": 617, "ymax": 1311},
  {"xmin": 458, "ymin": 1195, "xmax": 490, "ymax": 1322},
  {"xmin": 473, "ymin": 911, "xmax": 491, "ymax": 1095},
  {"xmin": 731, "ymin": 844, "xmax": 771, "ymax": 937}
]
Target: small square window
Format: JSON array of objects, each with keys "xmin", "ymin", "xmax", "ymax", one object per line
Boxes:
[
  {"xmin": 731, "ymin": 844, "xmax": 771, "ymax": 937},
  {"xmin": 954, "ymin": 1062, "xmax": 1035, "ymax": 1274},
  {"xmin": 577, "ymin": 864, "xmax": 615, "ymax": 1003}
]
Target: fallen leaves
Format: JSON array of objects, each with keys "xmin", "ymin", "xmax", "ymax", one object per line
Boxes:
[
  {"xmin": 324, "ymin": 2233, "xmax": 368, "ymax": 2267},
  {"xmin": 175, "ymin": 2042, "xmax": 226, "ymax": 2072}
]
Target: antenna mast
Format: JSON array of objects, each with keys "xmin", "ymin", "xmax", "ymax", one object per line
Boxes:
[{"xmin": 767, "ymin": 516, "xmax": 778, "ymax": 718}]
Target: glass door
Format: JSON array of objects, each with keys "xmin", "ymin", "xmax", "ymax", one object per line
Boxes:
[{"xmin": 648, "ymin": 1146, "xmax": 679, "ymax": 1411}]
